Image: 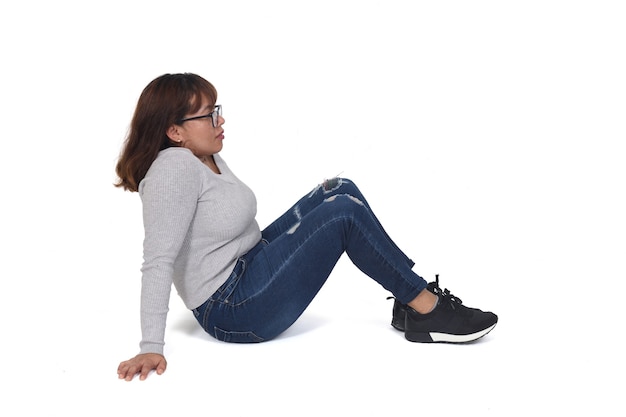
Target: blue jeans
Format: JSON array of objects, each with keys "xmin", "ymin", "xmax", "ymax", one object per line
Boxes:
[{"xmin": 192, "ymin": 178, "xmax": 427, "ymax": 342}]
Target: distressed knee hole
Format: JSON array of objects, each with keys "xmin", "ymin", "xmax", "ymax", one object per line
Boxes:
[
  {"xmin": 323, "ymin": 194, "xmax": 364, "ymax": 205},
  {"xmin": 322, "ymin": 177, "xmax": 342, "ymax": 192}
]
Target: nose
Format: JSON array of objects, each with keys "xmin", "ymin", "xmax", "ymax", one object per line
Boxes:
[{"xmin": 217, "ymin": 115, "xmax": 225, "ymax": 126}]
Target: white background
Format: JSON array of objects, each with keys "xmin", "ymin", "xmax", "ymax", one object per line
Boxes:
[{"xmin": 1, "ymin": 1, "xmax": 624, "ymax": 415}]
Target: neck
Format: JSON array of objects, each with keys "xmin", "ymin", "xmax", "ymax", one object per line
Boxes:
[{"xmin": 200, "ymin": 155, "xmax": 221, "ymax": 174}]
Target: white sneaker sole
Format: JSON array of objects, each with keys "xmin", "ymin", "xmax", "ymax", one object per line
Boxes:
[{"xmin": 430, "ymin": 323, "xmax": 497, "ymax": 343}]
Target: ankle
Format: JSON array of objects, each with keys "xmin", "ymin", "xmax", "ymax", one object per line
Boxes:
[{"xmin": 408, "ymin": 289, "xmax": 438, "ymax": 314}]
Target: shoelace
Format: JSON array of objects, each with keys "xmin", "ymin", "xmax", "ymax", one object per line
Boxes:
[
  {"xmin": 387, "ymin": 274, "xmax": 464, "ymax": 310},
  {"xmin": 429, "ymin": 274, "xmax": 463, "ymax": 310}
]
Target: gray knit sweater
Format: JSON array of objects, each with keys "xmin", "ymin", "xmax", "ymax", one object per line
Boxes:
[{"xmin": 138, "ymin": 147, "xmax": 261, "ymax": 354}]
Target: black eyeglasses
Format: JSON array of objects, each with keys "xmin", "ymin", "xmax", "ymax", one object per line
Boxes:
[{"xmin": 177, "ymin": 104, "xmax": 222, "ymax": 127}]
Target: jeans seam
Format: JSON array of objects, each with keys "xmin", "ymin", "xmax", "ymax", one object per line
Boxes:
[
  {"xmin": 351, "ymin": 214, "xmax": 425, "ymax": 299},
  {"xmin": 201, "ymin": 299, "xmax": 215, "ymax": 330}
]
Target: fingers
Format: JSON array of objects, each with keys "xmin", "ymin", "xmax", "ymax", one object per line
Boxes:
[
  {"xmin": 139, "ymin": 365, "xmax": 150, "ymax": 381},
  {"xmin": 117, "ymin": 361, "xmax": 140, "ymax": 381},
  {"xmin": 117, "ymin": 361, "xmax": 139, "ymax": 381},
  {"xmin": 139, "ymin": 360, "xmax": 160, "ymax": 380},
  {"xmin": 156, "ymin": 358, "xmax": 167, "ymax": 376},
  {"xmin": 117, "ymin": 360, "xmax": 131, "ymax": 380},
  {"xmin": 117, "ymin": 354, "xmax": 167, "ymax": 381}
]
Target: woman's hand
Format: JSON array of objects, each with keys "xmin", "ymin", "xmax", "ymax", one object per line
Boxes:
[{"xmin": 117, "ymin": 353, "xmax": 167, "ymax": 381}]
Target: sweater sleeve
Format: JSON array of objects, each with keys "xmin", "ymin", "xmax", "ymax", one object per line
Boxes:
[{"xmin": 138, "ymin": 152, "xmax": 203, "ymax": 355}]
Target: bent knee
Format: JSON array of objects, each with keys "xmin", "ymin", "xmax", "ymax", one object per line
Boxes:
[{"xmin": 322, "ymin": 177, "xmax": 360, "ymax": 194}]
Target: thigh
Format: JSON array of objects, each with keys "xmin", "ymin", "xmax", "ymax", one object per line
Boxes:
[{"xmin": 215, "ymin": 200, "xmax": 355, "ymax": 340}]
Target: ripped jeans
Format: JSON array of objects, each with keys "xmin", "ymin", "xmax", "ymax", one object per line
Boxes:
[{"xmin": 192, "ymin": 178, "xmax": 427, "ymax": 343}]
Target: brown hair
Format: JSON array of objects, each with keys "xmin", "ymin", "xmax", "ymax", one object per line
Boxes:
[{"xmin": 114, "ymin": 73, "xmax": 218, "ymax": 192}]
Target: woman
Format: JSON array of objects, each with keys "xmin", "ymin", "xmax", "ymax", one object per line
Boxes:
[{"xmin": 115, "ymin": 73, "xmax": 497, "ymax": 381}]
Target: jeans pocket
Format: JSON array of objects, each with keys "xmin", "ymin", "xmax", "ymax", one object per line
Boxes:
[{"xmin": 213, "ymin": 326, "xmax": 265, "ymax": 343}]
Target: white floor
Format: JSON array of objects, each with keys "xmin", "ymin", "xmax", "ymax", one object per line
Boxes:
[
  {"xmin": 1, "ymin": 1, "xmax": 625, "ymax": 416},
  {"xmin": 4, "ymin": 253, "xmax": 623, "ymax": 416}
]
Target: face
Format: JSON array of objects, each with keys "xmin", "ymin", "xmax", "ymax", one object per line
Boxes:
[{"xmin": 167, "ymin": 97, "xmax": 225, "ymax": 158}]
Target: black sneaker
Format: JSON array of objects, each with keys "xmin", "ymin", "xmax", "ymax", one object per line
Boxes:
[{"xmin": 389, "ymin": 275, "xmax": 498, "ymax": 343}]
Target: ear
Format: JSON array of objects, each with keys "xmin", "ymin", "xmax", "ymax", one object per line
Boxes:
[{"xmin": 166, "ymin": 124, "xmax": 183, "ymax": 144}]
